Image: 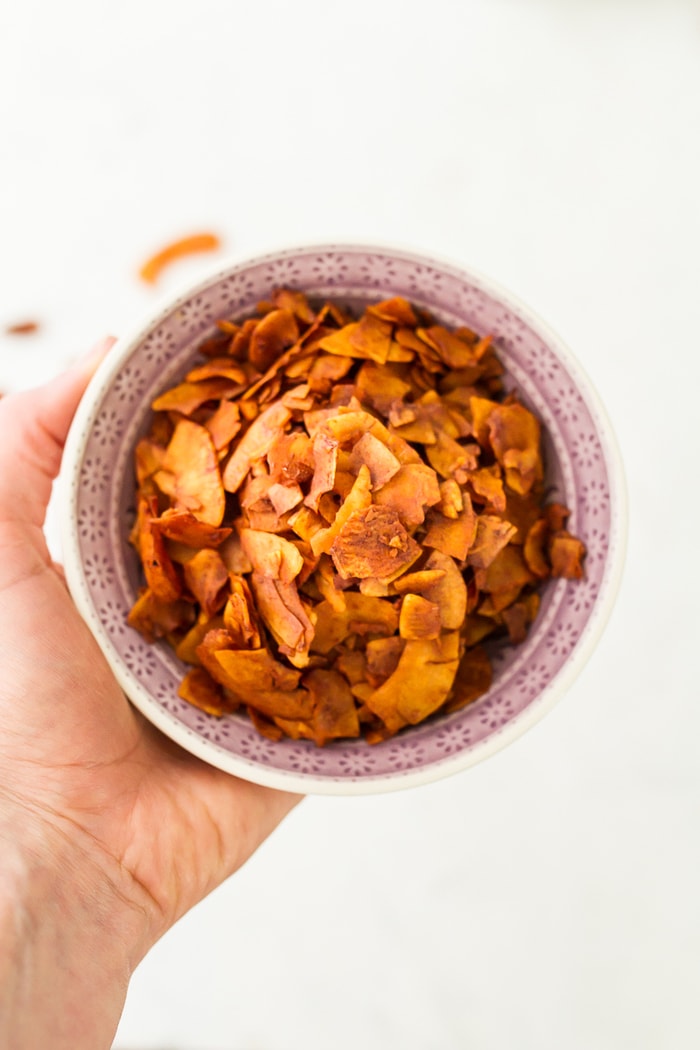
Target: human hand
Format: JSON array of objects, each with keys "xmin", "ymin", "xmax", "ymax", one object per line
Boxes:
[{"xmin": 0, "ymin": 342, "xmax": 300, "ymax": 1049}]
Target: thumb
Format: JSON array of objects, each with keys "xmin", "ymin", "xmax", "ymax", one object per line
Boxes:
[{"xmin": 0, "ymin": 337, "xmax": 115, "ymax": 532}]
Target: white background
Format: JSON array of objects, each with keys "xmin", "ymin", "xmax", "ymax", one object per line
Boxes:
[{"xmin": 2, "ymin": 1, "xmax": 699, "ymax": 1048}]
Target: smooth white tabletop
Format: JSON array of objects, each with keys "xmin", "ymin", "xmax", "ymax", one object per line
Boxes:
[{"xmin": 2, "ymin": 2, "xmax": 698, "ymax": 1048}]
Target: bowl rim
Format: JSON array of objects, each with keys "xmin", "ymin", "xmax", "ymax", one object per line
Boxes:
[{"xmin": 60, "ymin": 241, "xmax": 628, "ymax": 795}]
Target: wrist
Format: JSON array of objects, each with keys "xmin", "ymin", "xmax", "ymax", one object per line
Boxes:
[{"xmin": 0, "ymin": 800, "xmax": 153, "ymax": 1049}]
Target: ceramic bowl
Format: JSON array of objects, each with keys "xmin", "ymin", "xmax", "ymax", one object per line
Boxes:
[{"xmin": 61, "ymin": 244, "xmax": 626, "ymax": 794}]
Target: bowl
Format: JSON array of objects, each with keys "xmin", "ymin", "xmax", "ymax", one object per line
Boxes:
[{"xmin": 61, "ymin": 244, "xmax": 626, "ymax": 794}]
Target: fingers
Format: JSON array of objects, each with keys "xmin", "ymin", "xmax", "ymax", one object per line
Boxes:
[{"xmin": 0, "ymin": 338, "xmax": 115, "ymax": 531}]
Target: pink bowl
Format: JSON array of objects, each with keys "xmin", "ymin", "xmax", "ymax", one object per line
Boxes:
[{"xmin": 61, "ymin": 245, "xmax": 626, "ymax": 794}]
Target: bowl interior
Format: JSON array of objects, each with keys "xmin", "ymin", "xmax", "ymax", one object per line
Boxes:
[{"xmin": 65, "ymin": 246, "xmax": 622, "ymax": 792}]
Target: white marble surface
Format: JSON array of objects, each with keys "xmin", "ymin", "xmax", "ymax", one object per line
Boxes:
[{"xmin": 2, "ymin": 1, "xmax": 699, "ymax": 1047}]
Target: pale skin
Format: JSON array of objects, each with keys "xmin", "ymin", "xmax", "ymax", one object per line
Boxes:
[{"xmin": 0, "ymin": 340, "xmax": 300, "ymax": 1049}]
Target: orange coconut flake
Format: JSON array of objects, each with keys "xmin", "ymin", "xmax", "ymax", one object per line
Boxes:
[{"xmin": 139, "ymin": 233, "xmax": 221, "ymax": 284}]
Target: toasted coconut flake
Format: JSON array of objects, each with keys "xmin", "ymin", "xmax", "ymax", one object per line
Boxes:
[
  {"xmin": 271, "ymin": 717, "xmax": 315, "ymax": 740},
  {"xmin": 222, "ymin": 401, "xmax": 292, "ymax": 493},
  {"xmin": 423, "ymin": 499, "xmax": 477, "ymax": 561},
  {"xmin": 475, "ymin": 545, "xmax": 535, "ymax": 598},
  {"xmin": 185, "ymin": 358, "xmax": 247, "ymax": 384},
  {"xmin": 549, "ymin": 531, "xmax": 586, "ymax": 579},
  {"xmin": 127, "ymin": 587, "xmax": 194, "ymax": 643},
  {"xmin": 310, "ymin": 464, "xmax": 373, "ymax": 556},
  {"xmin": 373, "ymin": 463, "xmax": 442, "ymax": 528},
  {"xmin": 365, "ymin": 636, "xmax": 406, "ymax": 680},
  {"xmin": 178, "ymin": 666, "xmax": 234, "ymax": 717},
  {"xmin": 139, "ymin": 233, "xmax": 221, "ymax": 284},
  {"xmin": 496, "ymin": 490, "xmax": 543, "ymax": 544},
  {"xmin": 194, "ymin": 626, "xmax": 237, "ymax": 682},
  {"xmin": 392, "ymin": 326, "xmax": 424, "ymax": 352},
  {"xmin": 250, "ymin": 573, "xmax": 314, "ymax": 665},
  {"xmin": 239, "ymin": 471, "xmax": 273, "ymax": 512},
  {"xmin": 420, "ymin": 551, "xmax": 468, "ymax": 631},
  {"xmin": 240, "ymin": 529, "xmax": 303, "ymax": 583},
  {"xmin": 175, "ymin": 614, "xmax": 226, "ymax": 664},
  {"xmin": 390, "ymin": 409, "xmax": 440, "ymax": 451},
  {"xmin": 399, "ymin": 594, "xmax": 442, "ymax": 640},
  {"xmin": 316, "ymin": 493, "xmax": 339, "ymax": 524},
  {"xmin": 281, "ymin": 382, "xmax": 315, "ymax": 412},
  {"xmin": 358, "ymin": 576, "xmax": 393, "ymax": 597},
  {"xmin": 330, "ymin": 505, "xmax": 421, "ymax": 582},
  {"xmin": 500, "ymin": 595, "xmax": 538, "ymax": 644},
  {"xmin": 470, "ymin": 397, "xmax": 543, "ymax": 495},
  {"xmin": 224, "ymin": 576, "xmax": 261, "ymax": 648},
  {"xmin": 314, "ymin": 555, "xmax": 347, "ymax": 611},
  {"xmin": 305, "ymin": 431, "xmax": 339, "ymax": 511},
  {"xmin": 303, "ymin": 668, "xmax": 360, "ymax": 745},
  {"xmin": 524, "ymin": 518, "xmax": 550, "ymax": 578},
  {"xmin": 310, "ymin": 593, "xmax": 399, "ymax": 654},
  {"xmin": 271, "ymin": 288, "xmax": 317, "ymax": 324},
  {"xmin": 135, "ymin": 438, "xmax": 167, "ymax": 487},
  {"xmin": 354, "ymin": 362, "xmax": 412, "ymax": 415},
  {"xmin": 443, "ymin": 646, "xmax": 492, "ymax": 713},
  {"xmin": 467, "ymin": 515, "xmax": 517, "ymax": 571},
  {"xmin": 319, "ymin": 311, "xmax": 392, "ymax": 363},
  {"xmin": 248, "ymin": 308, "xmax": 299, "ymax": 371},
  {"xmin": 322, "ymin": 408, "xmax": 376, "ymax": 445},
  {"xmin": 545, "ymin": 503, "xmax": 570, "ymax": 531},
  {"xmin": 418, "ymin": 325, "xmax": 479, "ymax": 369},
  {"xmin": 208, "ymin": 647, "xmax": 313, "ymax": 721},
  {"xmin": 386, "ymin": 340, "xmax": 416, "ymax": 363},
  {"xmin": 268, "ymin": 481, "xmax": 304, "ymax": 516},
  {"xmin": 5, "ymin": 320, "xmax": 40, "ymax": 335},
  {"xmin": 247, "ymin": 706, "xmax": 284, "ymax": 741},
  {"xmin": 461, "ymin": 614, "xmax": 497, "ymax": 647},
  {"xmin": 288, "ymin": 505, "xmax": 324, "ymax": 542},
  {"xmin": 334, "ymin": 647, "xmax": 368, "ymax": 685},
  {"xmin": 367, "ymin": 296, "xmax": 418, "ymax": 326},
  {"xmin": 204, "ymin": 400, "xmax": 242, "ymax": 451},
  {"xmin": 245, "ymin": 505, "xmax": 290, "ymax": 534},
  {"xmin": 369, "ymin": 418, "xmax": 422, "ymax": 466},
  {"xmin": 138, "ymin": 497, "xmax": 182, "ymax": 602},
  {"xmin": 267, "ymin": 430, "xmax": 315, "ymax": 485},
  {"xmin": 163, "ymin": 419, "xmax": 225, "ymax": 526},
  {"xmin": 348, "ymin": 431, "xmax": 401, "ymax": 489},
  {"xmin": 393, "ymin": 568, "xmax": 447, "ymax": 595},
  {"xmin": 182, "ymin": 549, "xmax": 230, "ymax": 618},
  {"xmin": 478, "ymin": 586, "xmax": 526, "ymax": 617},
  {"xmin": 425, "ymin": 430, "xmax": 478, "ymax": 481},
  {"xmin": 436, "ymin": 478, "xmax": 464, "ymax": 519},
  {"xmin": 365, "ymin": 632, "xmax": 461, "ymax": 733},
  {"xmin": 152, "ymin": 378, "xmax": 240, "ymax": 416},
  {"xmin": 153, "ymin": 509, "xmax": 232, "ymax": 548},
  {"xmin": 307, "ymin": 353, "xmax": 354, "ymax": 393},
  {"xmin": 217, "ymin": 532, "xmax": 253, "ymax": 575},
  {"xmin": 227, "ymin": 318, "xmax": 258, "ymax": 361},
  {"xmin": 239, "ymin": 399, "xmax": 259, "ymax": 421},
  {"xmin": 469, "ymin": 395, "xmax": 496, "ymax": 447},
  {"xmin": 467, "ymin": 465, "xmax": 506, "ymax": 512}
]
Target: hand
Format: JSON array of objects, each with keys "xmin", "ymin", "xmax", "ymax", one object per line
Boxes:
[{"xmin": 0, "ymin": 341, "xmax": 300, "ymax": 1049}]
